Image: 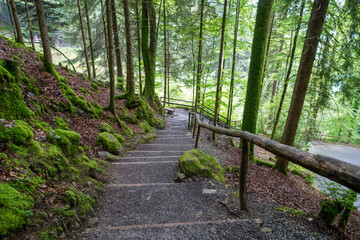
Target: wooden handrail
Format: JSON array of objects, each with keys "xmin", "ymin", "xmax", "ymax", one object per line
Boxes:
[{"xmin": 189, "ymin": 112, "xmax": 360, "ymax": 211}]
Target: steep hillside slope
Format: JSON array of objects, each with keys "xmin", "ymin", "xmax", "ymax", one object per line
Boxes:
[{"xmin": 0, "ymin": 36, "xmax": 164, "ymax": 239}]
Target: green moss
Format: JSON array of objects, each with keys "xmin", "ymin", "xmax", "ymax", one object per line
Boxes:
[
  {"xmin": 179, "ymin": 149, "xmax": 226, "ymax": 184},
  {"xmin": 254, "ymin": 158, "xmax": 275, "ymax": 168},
  {"xmin": 114, "ymin": 133, "xmax": 126, "ymax": 143},
  {"xmin": 97, "ymin": 132, "xmax": 122, "ymax": 155},
  {"xmin": 318, "ymin": 200, "xmax": 342, "ymax": 225},
  {"xmin": 139, "ymin": 132, "xmax": 156, "ymax": 144},
  {"xmin": 0, "ymin": 120, "xmax": 33, "ymax": 145},
  {"xmin": 118, "ymin": 107, "xmax": 139, "ymax": 124},
  {"xmin": 0, "ymin": 183, "xmax": 34, "ymax": 236},
  {"xmin": 54, "ymin": 117, "xmax": 69, "ymax": 130},
  {"xmin": 100, "ymin": 122, "xmax": 114, "ymax": 133},
  {"xmin": 30, "ymin": 118, "xmax": 52, "ymax": 132},
  {"xmin": 115, "ymin": 116, "xmax": 134, "ymax": 137},
  {"xmin": 139, "ymin": 121, "xmax": 152, "ymax": 133},
  {"xmin": 277, "ymin": 206, "xmax": 307, "ymax": 219},
  {"xmin": 48, "ymin": 129, "xmax": 81, "ymax": 156},
  {"xmin": 80, "ymin": 87, "xmax": 88, "ymax": 94},
  {"xmin": 0, "ymin": 64, "xmax": 15, "ymax": 86},
  {"xmin": 21, "ymin": 72, "xmax": 39, "ymax": 96}
]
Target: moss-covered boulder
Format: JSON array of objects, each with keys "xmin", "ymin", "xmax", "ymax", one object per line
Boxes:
[
  {"xmin": 0, "ymin": 183, "xmax": 34, "ymax": 236},
  {"xmin": 139, "ymin": 121, "xmax": 152, "ymax": 133},
  {"xmin": 100, "ymin": 122, "xmax": 114, "ymax": 133},
  {"xmin": 179, "ymin": 149, "xmax": 226, "ymax": 184},
  {"xmin": 97, "ymin": 132, "xmax": 122, "ymax": 155},
  {"xmin": 48, "ymin": 129, "xmax": 81, "ymax": 156},
  {"xmin": 0, "ymin": 120, "xmax": 33, "ymax": 145}
]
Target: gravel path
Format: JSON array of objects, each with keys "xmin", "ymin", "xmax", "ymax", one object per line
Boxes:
[{"xmin": 76, "ymin": 110, "xmax": 334, "ymax": 239}]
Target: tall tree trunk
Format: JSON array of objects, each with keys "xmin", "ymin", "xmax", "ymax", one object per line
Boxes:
[
  {"xmin": 275, "ymin": 0, "xmax": 330, "ymax": 174},
  {"xmin": 212, "ymin": 0, "xmax": 228, "ymax": 141},
  {"xmin": 241, "ymin": 0, "xmax": 274, "ymax": 158},
  {"xmin": 142, "ymin": 0, "xmax": 157, "ymax": 100},
  {"xmin": 194, "ymin": 0, "xmax": 205, "ymax": 113},
  {"xmin": 6, "ymin": 0, "xmax": 16, "ymax": 39},
  {"xmin": 34, "ymin": 0, "xmax": 53, "ymax": 73},
  {"xmin": 135, "ymin": 0, "xmax": 143, "ymax": 95},
  {"xmin": 260, "ymin": 10, "xmax": 275, "ymax": 86},
  {"xmin": 227, "ymin": 0, "xmax": 241, "ymax": 128},
  {"xmin": 24, "ymin": 0, "xmax": 35, "ymax": 50},
  {"xmin": 106, "ymin": 0, "xmax": 116, "ymax": 113},
  {"xmin": 111, "ymin": 0, "xmax": 124, "ymax": 89},
  {"xmin": 123, "ymin": 0, "xmax": 135, "ymax": 99},
  {"xmin": 76, "ymin": 0, "xmax": 91, "ymax": 80},
  {"xmin": 271, "ymin": 0, "xmax": 306, "ymax": 140},
  {"xmin": 10, "ymin": 0, "xmax": 23, "ymax": 44},
  {"xmin": 100, "ymin": 0, "xmax": 109, "ymax": 73},
  {"xmin": 163, "ymin": 0, "xmax": 167, "ymax": 109},
  {"xmin": 84, "ymin": 0, "xmax": 96, "ymax": 79}
]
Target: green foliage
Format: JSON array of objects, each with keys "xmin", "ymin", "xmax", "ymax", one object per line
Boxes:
[
  {"xmin": 0, "ymin": 183, "xmax": 34, "ymax": 236},
  {"xmin": 179, "ymin": 149, "xmax": 226, "ymax": 184},
  {"xmin": 48, "ymin": 129, "xmax": 81, "ymax": 156}
]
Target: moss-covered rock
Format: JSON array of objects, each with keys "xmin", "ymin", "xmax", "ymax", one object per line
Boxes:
[
  {"xmin": 0, "ymin": 120, "xmax": 33, "ymax": 145},
  {"xmin": 179, "ymin": 149, "xmax": 226, "ymax": 184},
  {"xmin": 0, "ymin": 183, "xmax": 34, "ymax": 236},
  {"xmin": 114, "ymin": 133, "xmax": 126, "ymax": 143},
  {"xmin": 48, "ymin": 129, "xmax": 81, "ymax": 156},
  {"xmin": 54, "ymin": 117, "xmax": 69, "ymax": 130},
  {"xmin": 139, "ymin": 121, "xmax": 152, "ymax": 133},
  {"xmin": 100, "ymin": 122, "xmax": 114, "ymax": 133},
  {"xmin": 97, "ymin": 132, "xmax": 122, "ymax": 155}
]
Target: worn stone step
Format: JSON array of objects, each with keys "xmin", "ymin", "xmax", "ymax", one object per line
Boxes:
[
  {"xmin": 156, "ymin": 131, "xmax": 190, "ymax": 136},
  {"xmin": 151, "ymin": 137, "xmax": 194, "ymax": 144},
  {"xmin": 125, "ymin": 150, "xmax": 185, "ymax": 157},
  {"xmin": 91, "ymin": 182, "xmax": 232, "ymax": 226},
  {"xmin": 109, "ymin": 161, "xmax": 179, "ymax": 184},
  {"xmin": 80, "ymin": 218, "xmax": 257, "ymax": 240},
  {"xmin": 112, "ymin": 155, "xmax": 181, "ymax": 163},
  {"xmin": 134, "ymin": 143, "xmax": 193, "ymax": 151}
]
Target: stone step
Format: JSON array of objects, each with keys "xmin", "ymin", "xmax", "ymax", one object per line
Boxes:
[
  {"xmin": 113, "ymin": 155, "xmax": 181, "ymax": 163},
  {"xmin": 91, "ymin": 182, "xmax": 232, "ymax": 227},
  {"xmin": 151, "ymin": 137, "xmax": 194, "ymax": 144},
  {"xmin": 156, "ymin": 131, "xmax": 191, "ymax": 136},
  {"xmin": 81, "ymin": 218, "xmax": 257, "ymax": 240},
  {"xmin": 125, "ymin": 150, "xmax": 185, "ymax": 157},
  {"xmin": 109, "ymin": 161, "xmax": 179, "ymax": 184},
  {"xmin": 134, "ymin": 143, "xmax": 193, "ymax": 151}
]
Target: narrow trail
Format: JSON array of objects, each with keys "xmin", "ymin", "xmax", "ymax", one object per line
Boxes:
[{"xmin": 78, "ymin": 111, "xmax": 259, "ymax": 239}]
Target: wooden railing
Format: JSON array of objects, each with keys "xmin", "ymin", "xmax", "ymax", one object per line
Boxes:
[{"xmin": 189, "ymin": 112, "xmax": 360, "ymax": 211}]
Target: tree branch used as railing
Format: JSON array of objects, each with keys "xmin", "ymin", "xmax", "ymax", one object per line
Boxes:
[{"xmin": 189, "ymin": 112, "xmax": 360, "ymax": 211}]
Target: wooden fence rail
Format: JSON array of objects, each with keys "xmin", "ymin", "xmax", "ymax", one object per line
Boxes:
[{"xmin": 189, "ymin": 112, "xmax": 360, "ymax": 211}]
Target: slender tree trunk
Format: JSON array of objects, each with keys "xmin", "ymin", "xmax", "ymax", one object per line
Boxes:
[
  {"xmin": 275, "ymin": 0, "xmax": 330, "ymax": 174},
  {"xmin": 100, "ymin": 0, "xmax": 109, "ymax": 73},
  {"xmin": 271, "ymin": 0, "xmax": 306, "ymax": 140},
  {"xmin": 77, "ymin": 0, "xmax": 91, "ymax": 80},
  {"xmin": 136, "ymin": 0, "xmax": 143, "ymax": 95},
  {"xmin": 163, "ymin": 0, "xmax": 167, "ymax": 109},
  {"xmin": 84, "ymin": 0, "xmax": 96, "ymax": 79},
  {"xmin": 241, "ymin": 0, "xmax": 275, "ymax": 158},
  {"xmin": 260, "ymin": 10, "xmax": 275, "ymax": 86},
  {"xmin": 6, "ymin": 0, "xmax": 16, "ymax": 39},
  {"xmin": 194, "ymin": 0, "xmax": 205, "ymax": 113},
  {"xmin": 34, "ymin": 0, "xmax": 53, "ymax": 73},
  {"xmin": 227, "ymin": 0, "xmax": 241, "ymax": 128},
  {"xmin": 111, "ymin": 0, "xmax": 124, "ymax": 89},
  {"xmin": 10, "ymin": 0, "xmax": 23, "ymax": 44},
  {"xmin": 212, "ymin": 0, "xmax": 228, "ymax": 141},
  {"xmin": 24, "ymin": 0, "xmax": 35, "ymax": 50},
  {"xmin": 142, "ymin": 0, "xmax": 157, "ymax": 100},
  {"xmin": 123, "ymin": 0, "xmax": 135, "ymax": 99},
  {"xmin": 106, "ymin": 0, "xmax": 116, "ymax": 113}
]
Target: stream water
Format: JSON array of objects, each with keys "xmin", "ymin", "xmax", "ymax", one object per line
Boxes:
[{"xmin": 309, "ymin": 141, "xmax": 360, "ymax": 209}]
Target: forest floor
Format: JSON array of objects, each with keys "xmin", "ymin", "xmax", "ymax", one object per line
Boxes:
[{"xmin": 76, "ymin": 109, "xmax": 360, "ymax": 240}]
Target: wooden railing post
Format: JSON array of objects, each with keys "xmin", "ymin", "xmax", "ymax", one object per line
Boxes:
[
  {"xmin": 192, "ymin": 119, "xmax": 197, "ymax": 138},
  {"xmin": 188, "ymin": 111, "xmax": 191, "ymax": 130},
  {"xmin": 195, "ymin": 125, "xmax": 201, "ymax": 148},
  {"xmin": 239, "ymin": 139, "xmax": 249, "ymax": 211}
]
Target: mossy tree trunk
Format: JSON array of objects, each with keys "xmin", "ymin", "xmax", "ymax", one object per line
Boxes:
[
  {"xmin": 135, "ymin": 0, "xmax": 143, "ymax": 95},
  {"xmin": 123, "ymin": 0, "xmax": 135, "ymax": 99},
  {"xmin": 84, "ymin": 0, "xmax": 96, "ymax": 79},
  {"xmin": 6, "ymin": 0, "xmax": 16, "ymax": 39},
  {"xmin": 141, "ymin": 0, "xmax": 157, "ymax": 100},
  {"xmin": 9, "ymin": 0, "xmax": 23, "ymax": 44},
  {"xmin": 76, "ymin": 0, "xmax": 91, "ymax": 80},
  {"xmin": 212, "ymin": 0, "xmax": 228, "ymax": 141},
  {"xmin": 241, "ymin": 0, "xmax": 274, "ymax": 159},
  {"xmin": 275, "ymin": 0, "xmax": 330, "ymax": 174},
  {"xmin": 194, "ymin": 0, "xmax": 205, "ymax": 113},
  {"xmin": 271, "ymin": 0, "xmax": 306, "ymax": 140},
  {"xmin": 34, "ymin": 0, "xmax": 54, "ymax": 73},
  {"xmin": 106, "ymin": 0, "xmax": 116, "ymax": 113},
  {"xmin": 24, "ymin": 0, "xmax": 35, "ymax": 50},
  {"xmin": 111, "ymin": 0, "xmax": 124, "ymax": 89}
]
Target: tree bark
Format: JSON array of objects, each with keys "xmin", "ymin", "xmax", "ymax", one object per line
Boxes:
[
  {"xmin": 106, "ymin": 0, "xmax": 116, "ymax": 113},
  {"xmin": 241, "ymin": 0, "xmax": 274, "ymax": 159},
  {"xmin": 135, "ymin": 0, "xmax": 143, "ymax": 95},
  {"xmin": 275, "ymin": 0, "xmax": 330, "ymax": 174},
  {"xmin": 34, "ymin": 0, "xmax": 53, "ymax": 73},
  {"xmin": 24, "ymin": 0, "xmax": 35, "ymax": 50},
  {"xmin": 100, "ymin": 0, "xmax": 109, "ymax": 73},
  {"xmin": 6, "ymin": 0, "xmax": 16, "ymax": 39},
  {"xmin": 76, "ymin": 0, "xmax": 91, "ymax": 80},
  {"xmin": 10, "ymin": 0, "xmax": 23, "ymax": 44},
  {"xmin": 111, "ymin": 0, "xmax": 124, "ymax": 89},
  {"xmin": 84, "ymin": 0, "xmax": 96, "ymax": 79},
  {"xmin": 212, "ymin": 0, "xmax": 228, "ymax": 141},
  {"xmin": 163, "ymin": 0, "xmax": 167, "ymax": 109},
  {"xmin": 123, "ymin": 0, "xmax": 135, "ymax": 99}
]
